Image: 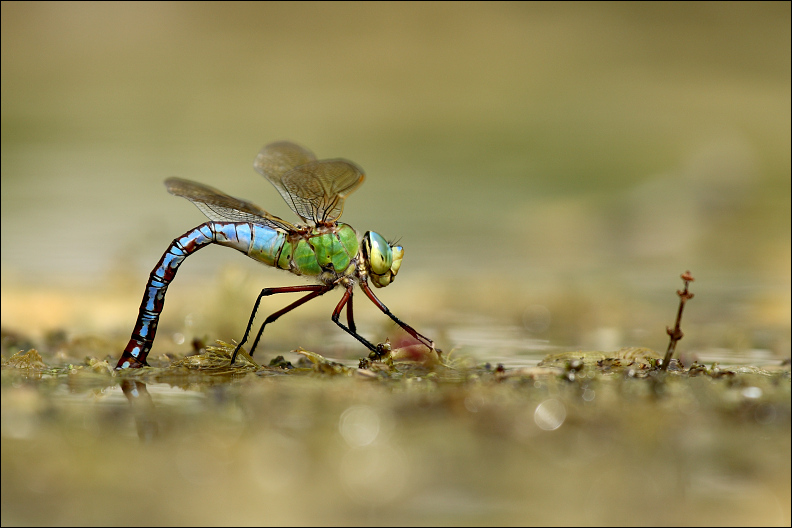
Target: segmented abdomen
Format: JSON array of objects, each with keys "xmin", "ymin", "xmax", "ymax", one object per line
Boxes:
[{"xmin": 116, "ymin": 222, "xmax": 284, "ymax": 369}]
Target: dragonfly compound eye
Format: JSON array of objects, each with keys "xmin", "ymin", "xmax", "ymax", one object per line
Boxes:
[{"xmin": 365, "ymin": 232, "xmax": 392, "ymax": 275}]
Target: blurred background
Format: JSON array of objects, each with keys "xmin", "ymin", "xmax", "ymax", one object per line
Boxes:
[
  {"xmin": 2, "ymin": 1, "xmax": 790, "ymax": 362},
  {"xmin": 3, "ymin": 3, "xmax": 790, "ymax": 526}
]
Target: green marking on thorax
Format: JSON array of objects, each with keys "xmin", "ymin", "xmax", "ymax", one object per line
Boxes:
[
  {"xmin": 292, "ymin": 239, "xmax": 322, "ymax": 275},
  {"xmin": 278, "ymin": 223, "xmax": 359, "ymax": 276}
]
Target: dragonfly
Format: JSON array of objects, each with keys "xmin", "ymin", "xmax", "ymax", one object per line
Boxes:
[{"xmin": 116, "ymin": 141, "xmax": 437, "ymax": 369}]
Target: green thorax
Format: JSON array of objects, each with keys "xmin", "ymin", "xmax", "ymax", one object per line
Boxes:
[{"xmin": 277, "ymin": 223, "xmax": 359, "ymax": 276}]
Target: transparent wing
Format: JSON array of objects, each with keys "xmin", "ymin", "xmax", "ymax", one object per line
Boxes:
[
  {"xmin": 165, "ymin": 177, "xmax": 297, "ymax": 231},
  {"xmin": 281, "ymin": 160, "xmax": 365, "ymax": 223},
  {"xmin": 254, "ymin": 141, "xmax": 317, "ymax": 221},
  {"xmin": 254, "ymin": 141, "xmax": 365, "ymax": 224}
]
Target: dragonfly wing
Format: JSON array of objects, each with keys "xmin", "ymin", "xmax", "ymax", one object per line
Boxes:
[
  {"xmin": 281, "ymin": 159, "xmax": 365, "ymax": 224},
  {"xmin": 165, "ymin": 177, "xmax": 297, "ymax": 231},
  {"xmin": 254, "ymin": 141, "xmax": 365, "ymax": 224},
  {"xmin": 254, "ymin": 141, "xmax": 318, "ymax": 222}
]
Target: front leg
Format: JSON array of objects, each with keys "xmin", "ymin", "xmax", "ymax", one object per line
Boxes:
[{"xmin": 358, "ymin": 280, "xmax": 437, "ymax": 351}]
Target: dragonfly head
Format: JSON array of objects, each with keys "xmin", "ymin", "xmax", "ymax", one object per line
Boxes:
[{"xmin": 362, "ymin": 231, "xmax": 404, "ymax": 288}]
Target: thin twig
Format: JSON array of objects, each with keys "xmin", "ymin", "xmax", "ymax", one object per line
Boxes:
[{"xmin": 660, "ymin": 271, "xmax": 695, "ymax": 371}]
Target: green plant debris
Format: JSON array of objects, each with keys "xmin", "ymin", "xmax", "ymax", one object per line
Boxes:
[
  {"xmin": 2, "ymin": 335, "xmax": 788, "ymax": 393},
  {"xmin": 2, "ymin": 349, "xmax": 48, "ymax": 370},
  {"xmin": 168, "ymin": 340, "xmax": 261, "ymax": 373}
]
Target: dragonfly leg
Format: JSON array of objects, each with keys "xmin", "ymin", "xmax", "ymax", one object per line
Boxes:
[
  {"xmin": 231, "ymin": 284, "xmax": 332, "ymax": 364},
  {"xmin": 331, "ymin": 285, "xmax": 381, "ymax": 354},
  {"xmin": 346, "ymin": 289, "xmax": 356, "ymax": 333},
  {"xmin": 359, "ymin": 280, "xmax": 436, "ymax": 350}
]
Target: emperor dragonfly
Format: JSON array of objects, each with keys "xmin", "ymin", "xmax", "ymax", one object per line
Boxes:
[{"xmin": 116, "ymin": 141, "xmax": 436, "ymax": 369}]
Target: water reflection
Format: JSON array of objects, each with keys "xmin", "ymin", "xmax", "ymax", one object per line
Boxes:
[{"xmin": 120, "ymin": 379, "xmax": 158, "ymax": 442}]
